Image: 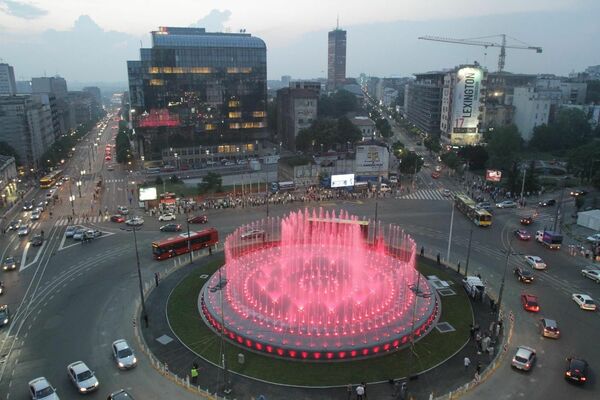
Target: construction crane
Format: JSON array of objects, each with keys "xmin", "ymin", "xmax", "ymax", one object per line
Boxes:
[{"xmin": 418, "ymin": 34, "xmax": 542, "ymax": 72}]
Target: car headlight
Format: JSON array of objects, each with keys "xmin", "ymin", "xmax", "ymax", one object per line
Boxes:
[
  {"xmin": 3, "ymin": 318, "xmax": 8, "ymax": 324},
  {"xmin": 118, "ymin": 362, "xmax": 124, "ymax": 367},
  {"xmin": 132, "ymin": 357, "xmax": 137, "ymax": 364},
  {"xmin": 93, "ymin": 381, "xmax": 99, "ymax": 387},
  {"xmin": 79, "ymin": 387, "xmax": 86, "ymax": 392}
]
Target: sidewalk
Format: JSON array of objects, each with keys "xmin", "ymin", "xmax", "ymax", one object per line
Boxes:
[{"xmin": 138, "ymin": 254, "xmax": 505, "ymax": 400}]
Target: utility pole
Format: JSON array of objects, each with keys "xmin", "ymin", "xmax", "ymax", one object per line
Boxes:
[
  {"xmin": 186, "ymin": 206, "xmax": 193, "ymax": 264},
  {"xmin": 497, "ymin": 237, "xmax": 515, "ymax": 325},
  {"xmin": 446, "ymin": 199, "xmax": 455, "ymax": 262},
  {"xmin": 519, "ymin": 167, "xmax": 526, "ymax": 207},
  {"xmin": 464, "ymin": 228, "xmax": 473, "ymax": 276},
  {"xmin": 552, "ymin": 179, "xmax": 566, "ymax": 232}
]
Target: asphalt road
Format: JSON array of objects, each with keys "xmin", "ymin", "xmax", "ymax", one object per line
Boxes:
[{"xmin": 1, "ymin": 115, "xmax": 599, "ymax": 399}]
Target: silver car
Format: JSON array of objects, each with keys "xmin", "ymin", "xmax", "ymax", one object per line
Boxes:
[
  {"xmin": 28, "ymin": 376, "xmax": 60, "ymax": 399},
  {"xmin": 17, "ymin": 225, "xmax": 30, "ymax": 237},
  {"xmin": 67, "ymin": 361, "xmax": 99, "ymax": 393},
  {"xmin": 72, "ymin": 229, "xmax": 86, "ymax": 241},
  {"xmin": 511, "ymin": 345, "xmax": 536, "ymax": 371},
  {"xmin": 112, "ymin": 339, "xmax": 137, "ymax": 369}
]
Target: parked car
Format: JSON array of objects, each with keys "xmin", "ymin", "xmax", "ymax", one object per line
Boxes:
[
  {"xmin": 65, "ymin": 226, "xmax": 77, "ymax": 238},
  {"xmin": 112, "ymin": 339, "xmax": 137, "ymax": 369},
  {"xmin": 496, "ymin": 200, "xmax": 517, "ymax": 208},
  {"xmin": 188, "ymin": 215, "xmax": 208, "ymax": 224},
  {"xmin": 540, "ymin": 318, "xmax": 560, "ymax": 339},
  {"xmin": 511, "ymin": 346, "xmax": 536, "ymax": 371},
  {"xmin": 72, "ymin": 229, "xmax": 86, "ymax": 241},
  {"xmin": 581, "ymin": 268, "xmax": 600, "ymax": 283},
  {"xmin": 514, "ymin": 267, "xmax": 534, "ymax": 283},
  {"xmin": 84, "ymin": 230, "xmax": 102, "ymax": 240},
  {"xmin": 521, "ymin": 294, "xmax": 540, "ymax": 312},
  {"xmin": 28, "ymin": 376, "xmax": 59, "ymax": 400},
  {"xmin": 3, "ymin": 257, "xmax": 17, "ymax": 271},
  {"xmin": 524, "ymin": 255, "xmax": 547, "ymax": 270},
  {"xmin": 126, "ymin": 217, "xmax": 144, "ymax": 227},
  {"xmin": 565, "ymin": 357, "xmax": 588, "ymax": 384},
  {"xmin": 160, "ymin": 223, "xmax": 182, "ymax": 232},
  {"xmin": 66, "ymin": 361, "xmax": 99, "ymax": 393},
  {"xmin": 31, "ymin": 234, "xmax": 44, "ymax": 247},
  {"xmin": 538, "ymin": 199, "xmax": 556, "ymax": 207},
  {"xmin": 572, "ymin": 293, "xmax": 596, "ymax": 311},
  {"xmin": 158, "ymin": 213, "xmax": 176, "ymax": 221},
  {"xmin": 586, "ymin": 233, "xmax": 600, "ymax": 243},
  {"xmin": 514, "ymin": 229, "xmax": 531, "ymax": 241},
  {"xmin": 110, "ymin": 215, "xmax": 125, "ymax": 223}
]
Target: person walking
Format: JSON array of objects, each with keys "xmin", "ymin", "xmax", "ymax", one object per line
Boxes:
[
  {"xmin": 420, "ymin": 246, "xmax": 424, "ymax": 257},
  {"xmin": 464, "ymin": 356, "xmax": 471, "ymax": 370},
  {"xmin": 154, "ymin": 272, "xmax": 160, "ymax": 287},
  {"xmin": 356, "ymin": 383, "xmax": 365, "ymax": 400},
  {"xmin": 190, "ymin": 363, "xmax": 199, "ymax": 384},
  {"xmin": 346, "ymin": 384, "xmax": 353, "ymax": 400},
  {"xmin": 436, "ymin": 253, "xmax": 441, "ymax": 265}
]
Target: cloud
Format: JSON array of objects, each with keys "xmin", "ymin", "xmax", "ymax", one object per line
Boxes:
[
  {"xmin": 190, "ymin": 9, "xmax": 231, "ymax": 32},
  {"xmin": 0, "ymin": 0, "xmax": 47, "ymax": 19}
]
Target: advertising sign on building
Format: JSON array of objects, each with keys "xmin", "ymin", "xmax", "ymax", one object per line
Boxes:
[
  {"xmin": 139, "ymin": 187, "xmax": 158, "ymax": 201},
  {"xmin": 355, "ymin": 145, "xmax": 389, "ymax": 174},
  {"xmin": 451, "ymin": 67, "xmax": 483, "ymax": 134},
  {"xmin": 331, "ymin": 174, "xmax": 355, "ymax": 188},
  {"xmin": 485, "ymin": 169, "xmax": 502, "ymax": 182}
]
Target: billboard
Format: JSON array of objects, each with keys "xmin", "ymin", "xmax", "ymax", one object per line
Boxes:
[
  {"xmin": 451, "ymin": 67, "xmax": 483, "ymax": 134},
  {"xmin": 139, "ymin": 187, "xmax": 158, "ymax": 201},
  {"xmin": 485, "ymin": 170, "xmax": 502, "ymax": 182},
  {"xmin": 331, "ymin": 174, "xmax": 355, "ymax": 188},
  {"xmin": 355, "ymin": 145, "xmax": 389, "ymax": 174}
]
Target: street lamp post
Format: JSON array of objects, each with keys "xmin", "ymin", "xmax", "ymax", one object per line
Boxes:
[
  {"xmin": 76, "ymin": 180, "xmax": 82, "ymax": 198},
  {"xmin": 186, "ymin": 206, "xmax": 193, "ymax": 265},
  {"xmin": 69, "ymin": 194, "xmax": 75, "ymax": 216},
  {"xmin": 464, "ymin": 227, "xmax": 474, "ymax": 276},
  {"xmin": 122, "ymin": 226, "xmax": 148, "ymax": 327},
  {"xmin": 446, "ymin": 198, "xmax": 455, "ymax": 263},
  {"xmin": 496, "ymin": 236, "xmax": 516, "ymax": 326}
]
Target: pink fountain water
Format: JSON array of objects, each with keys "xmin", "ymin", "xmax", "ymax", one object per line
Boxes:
[{"xmin": 201, "ymin": 208, "xmax": 439, "ymax": 360}]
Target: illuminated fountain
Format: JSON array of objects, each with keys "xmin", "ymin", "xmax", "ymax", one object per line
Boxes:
[{"xmin": 201, "ymin": 208, "xmax": 439, "ymax": 360}]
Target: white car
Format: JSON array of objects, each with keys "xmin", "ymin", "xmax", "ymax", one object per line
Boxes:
[
  {"xmin": 581, "ymin": 269, "xmax": 600, "ymax": 283},
  {"xmin": 31, "ymin": 210, "xmax": 41, "ymax": 220},
  {"xmin": 17, "ymin": 225, "xmax": 30, "ymax": 237},
  {"xmin": 572, "ymin": 293, "xmax": 597, "ymax": 311},
  {"xmin": 496, "ymin": 200, "xmax": 517, "ymax": 208},
  {"xmin": 587, "ymin": 233, "xmax": 600, "ymax": 243},
  {"xmin": 67, "ymin": 361, "xmax": 99, "ymax": 393},
  {"xmin": 511, "ymin": 345, "xmax": 536, "ymax": 371},
  {"xmin": 524, "ymin": 255, "xmax": 547, "ymax": 270},
  {"xmin": 117, "ymin": 206, "xmax": 129, "ymax": 215},
  {"xmin": 28, "ymin": 376, "xmax": 59, "ymax": 399},
  {"xmin": 126, "ymin": 217, "xmax": 144, "ymax": 226},
  {"xmin": 112, "ymin": 339, "xmax": 137, "ymax": 369},
  {"xmin": 158, "ymin": 213, "xmax": 176, "ymax": 221}
]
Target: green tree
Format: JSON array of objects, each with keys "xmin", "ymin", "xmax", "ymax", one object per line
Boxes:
[
  {"xmin": 317, "ymin": 90, "xmax": 358, "ymax": 118},
  {"xmin": 440, "ymin": 151, "xmax": 461, "ymax": 170},
  {"xmin": 566, "ymin": 141, "xmax": 600, "ymax": 182},
  {"xmin": 201, "ymin": 172, "xmax": 222, "ymax": 192},
  {"xmin": 586, "ymin": 80, "xmax": 600, "ymax": 104},
  {"xmin": 375, "ymin": 118, "xmax": 393, "ymax": 138},
  {"xmin": 529, "ymin": 108, "xmax": 592, "ymax": 152},
  {"xmin": 155, "ymin": 176, "xmax": 163, "ymax": 185},
  {"xmin": 0, "ymin": 141, "xmax": 21, "ymax": 165},
  {"xmin": 336, "ymin": 116, "xmax": 362, "ymax": 145},
  {"xmin": 424, "ymin": 135, "xmax": 442, "ymax": 153},
  {"xmin": 575, "ymin": 196, "xmax": 585, "ymax": 211},
  {"xmin": 486, "ymin": 125, "xmax": 522, "ymax": 171},
  {"xmin": 458, "ymin": 145, "xmax": 488, "ymax": 170},
  {"xmin": 399, "ymin": 151, "xmax": 423, "ymax": 174},
  {"xmin": 170, "ymin": 174, "xmax": 181, "ymax": 184}
]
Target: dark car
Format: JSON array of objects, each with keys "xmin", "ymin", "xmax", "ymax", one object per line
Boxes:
[
  {"xmin": 8, "ymin": 220, "xmax": 21, "ymax": 231},
  {"xmin": 520, "ymin": 216, "xmax": 534, "ymax": 225},
  {"xmin": 110, "ymin": 215, "xmax": 125, "ymax": 223},
  {"xmin": 570, "ymin": 189, "xmax": 587, "ymax": 197},
  {"xmin": 0, "ymin": 304, "xmax": 10, "ymax": 327},
  {"xmin": 31, "ymin": 234, "xmax": 44, "ymax": 247},
  {"xmin": 108, "ymin": 389, "xmax": 135, "ymax": 399},
  {"xmin": 514, "ymin": 267, "xmax": 534, "ymax": 283},
  {"xmin": 538, "ymin": 199, "xmax": 556, "ymax": 207},
  {"xmin": 188, "ymin": 215, "xmax": 208, "ymax": 224},
  {"xmin": 22, "ymin": 201, "xmax": 34, "ymax": 211},
  {"xmin": 565, "ymin": 357, "xmax": 588, "ymax": 384},
  {"xmin": 160, "ymin": 223, "xmax": 182, "ymax": 232}
]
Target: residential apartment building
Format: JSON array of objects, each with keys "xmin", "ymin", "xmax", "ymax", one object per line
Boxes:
[
  {"xmin": 127, "ymin": 26, "xmax": 267, "ymax": 163},
  {"xmin": 512, "ymin": 87, "xmax": 553, "ymax": 141},
  {"xmin": 277, "ymin": 86, "xmax": 319, "ymax": 151}
]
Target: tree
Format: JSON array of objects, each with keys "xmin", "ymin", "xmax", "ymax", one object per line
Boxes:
[
  {"xmin": 336, "ymin": 116, "xmax": 362, "ymax": 145},
  {"xmin": 575, "ymin": 196, "xmax": 585, "ymax": 211},
  {"xmin": 424, "ymin": 135, "xmax": 442, "ymax": 154},
  {"xmin": 317, "ymin": 90, "xmax": 358, "ymax": 118},
  {"xmin": 440, "ymin": 151, "xmax": 461, "ymax": 171},
  {"xmin": 486, "ymin": 125, "xmax": 522, "ymax": 171},
  {"xmin": 567, "ymin": 141, "xmax": 600, "ymax": 182},
  {"xmin": 586, "ymin": 80, "xmax": 600, "ymax": 104},
  {"xmin": 399, "ymin": 151, "xmax": 423, "ymax": 174},
  {"xmin": 529, "ymin": 108, "xmax": 592, "ymax": 152},
  {"xmin": 155, "ymin": 176, "xmax": 163, "ymax": 185},
  {"xmin": 170, "ymin": 174, "xmax": 181, "ymax": 184},
  {"xmin": 458, "ymin": 145, "xmax": 488, "ymax": 170},
  {"xmin": 201, "ymin": 172, "xmax": 222, "ymax": 192},
  {"xmin": 0, "ymin": 141, "xmax": 21, "ymax": 165},
  {"xmin": 375, "ymin": 118, "xmax": 393, "ymax": 138}
]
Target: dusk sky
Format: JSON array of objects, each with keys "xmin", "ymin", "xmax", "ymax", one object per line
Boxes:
[{"xmin": 1, "ymin": 0, "xmax": 599, "ymax": 84}]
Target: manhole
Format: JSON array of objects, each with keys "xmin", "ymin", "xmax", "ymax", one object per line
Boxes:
[
  {"xmin": 436, "ymin": 322, "xmax": 455, "ymax": 333},
  {"xmin": 156, "ymin": 334, "xmax": 174, "ymax": 345},
  {"xmin": 437, "ymin": 288, "xmax": 456, "ymax": 296}
]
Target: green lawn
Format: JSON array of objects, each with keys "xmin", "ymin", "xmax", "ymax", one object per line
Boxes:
[{"xmin": 167, "ymin": 258, "xmax": 472, "ymax": 385}]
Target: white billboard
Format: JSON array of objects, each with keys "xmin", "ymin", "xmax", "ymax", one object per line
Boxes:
[
  {"xmin": 331, "ymin": 174, "xmax": 355, "ymax": 188},
  {"xmin": 355, "ymin": 145, "xmax": 389, "ymax": 174},
  {"xmin": 451, "ymin": 67, "xmax": 483, "ymax": 134},
  {"xmin": 139, "ymin": 187, "xmax": 157, "ymax": 201}
]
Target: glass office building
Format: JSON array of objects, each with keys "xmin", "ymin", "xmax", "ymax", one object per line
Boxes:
[{"xmin": 127, "ymin": 27, "xmax": 267, "ymax": 162}]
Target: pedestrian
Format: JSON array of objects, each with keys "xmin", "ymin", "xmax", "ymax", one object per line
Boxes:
[
  {"xmin": 190, "ymin": 363, "xmax": 199, "ymax": 384},
  {"xmin": 436, "ymin": 253, "xmax": 441, "ymax": 264},
  {"xmin": 464, "ymin": 356, "xmax": 471, "ymax": 370},
  {"xmin": 346, "ymin": 384, "xmax": 353, "ymax": 400},
  {"xmin": 356, "ymin": 383, "xmax": 365, "ymax": 400},
  {"xmin": 475, "ymin": 332, "xmax": 482, "ymax": 354},
  {"xmin": 469, "ymin": 324, "xmax": 475, "ymax": 339},
  {"xmin": 488, "ymin": 345, "xmax": 495, "ymax": 361},
  {"xmin": 154, "ymin": 272, "xmax": 160, "ymax": 287},
  {"xmin": 420, "ymin": 246, "xmax": 424, "ymax": 257},
  {"xmin": 362, "ymin": 382, "xmax": 368, "ymax": 399},
  {"xmin": 457, "ymin": 261, "xmax": 461, "ymax": 274},
  {"xmin": 476, "ymin": 362, "xmax": 482, "ymax": 375},
  {"xmin": 208, "ymin": 246, "xmax": 213, "ymax": 255},
  {"xmin": 143, "ymin": 313, "xmax": 149, "ymax": 328}
]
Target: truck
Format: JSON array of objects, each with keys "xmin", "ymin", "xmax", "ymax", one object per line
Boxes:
[
  {"xmin": 535, "ymin": 230, "xmax": 563, "ymax": 250},
  {"xmin": 462, "ymin": 276, "xmax": 485, "ymax": 300}
]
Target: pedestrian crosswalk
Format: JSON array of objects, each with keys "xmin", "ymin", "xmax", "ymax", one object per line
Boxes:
[
  {"xmin": 398, "ymin": 189, "xmax": 453, "ymax": 201},
  {"xmin": 55, "ymin": 215, "xmax": 109, "ymax": 226}
]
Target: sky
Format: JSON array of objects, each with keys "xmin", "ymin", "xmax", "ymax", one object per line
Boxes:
[{"xmin": 1, "ymin": 0, "xmax": 599, "ymax": 85}]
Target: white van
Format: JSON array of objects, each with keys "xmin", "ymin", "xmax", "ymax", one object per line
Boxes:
[
  {"xmin": 462, "ymin": 276, "xmax": 485, "ymax": 299},
  {"xmin": 380, "ymin": 183, "xmax": 392, "ymax": 193}
]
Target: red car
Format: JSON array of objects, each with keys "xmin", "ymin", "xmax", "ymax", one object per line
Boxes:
[
  {"xmin": 521, "ymin": 294, "xmax": 540, "ymax": 312},
  {"xmin": 110, "ymin": 215, "xmax": 125, "ymax": 223},
  {"xmin": 188, "ymin": 215, "xmax": 208, "ymax": 224},
  {"xmin": 431, "ymin": 172, "xmax": 440, "ymax": 179},
  {"xmin": 514, "ymin": 229, "xmax": 531, "ymax": 241},
  {"xmin": 105, "ymin": 155, "xmax": 112, "ymax": 161}
]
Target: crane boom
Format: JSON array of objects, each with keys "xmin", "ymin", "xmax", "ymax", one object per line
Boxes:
[{"xmin": 418, "ymin": 34, "xmax": 542, "ymax": 72}]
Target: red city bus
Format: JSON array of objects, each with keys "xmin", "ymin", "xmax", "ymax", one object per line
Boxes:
[{"xmin": 152, "ymin": 228, "xmax": 218, "ymax": 260}]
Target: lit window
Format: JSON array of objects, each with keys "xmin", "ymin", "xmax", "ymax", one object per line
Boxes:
[
  {"xmin": 149, "ymin": 67, "xmax": 160, "ymax": 74},
  {"xmin": 252, "ymin": 111, "xmax": 266, "ymax": 118},
  {"xmin": 162, "ymin": 67, "xmax": 172, "ymax": 73},
  {"xmin": 229, "ymin": 112, "xmax": 242, "ymax": 118},
  {"xmin": 229, "ymin": 123, "xmax": 241, "ymax": 129},
  {"xmin": 205, "ymin": 124, "xmax": 216, "ymax": 131},
  {"xmin": 227, "ymin": 67, "xmax": 240, "ymax": 73},
  {"xmin": 228, "ymin": 100, "xmax": 240, "ymax": 108},
  {"xmin": 149, "ymin": 79, "xmax": 164, "ymax": 86}
]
